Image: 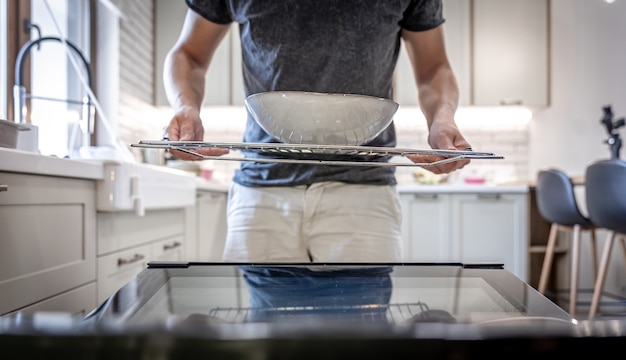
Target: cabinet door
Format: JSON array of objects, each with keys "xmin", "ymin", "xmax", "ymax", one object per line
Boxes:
[
  {"xmin": 472, "ymin": 0, "xmax": 549, "ymax": 106},
  {"xmin": 193, "ymin": 191, "xmax": 228, "ymax": 261},
  {"xmin": 154, "ymin": 0, "xmax": 233, "ymax": 106},
  {"xmin": 0, "ymin": 173, "xmax": 96, "ymax": 315},
  {"xmin": 399, "ymin": 193, "xmax": 452, "ymax": 261},
  {"xmin": 394, "ymin": 0, "xmax": 471, "ymax": 106},
  {"xmin": 449, "ymin": 193, "xmax": 528, "ymax": 280}
]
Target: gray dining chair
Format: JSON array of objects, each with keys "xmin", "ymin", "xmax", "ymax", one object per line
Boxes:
[
  {"xmin": 535, "ymin": 168, "xmax": 598, "ymax": 315},
  {"xmin": 585, "ymin": 159, "xmax": 626, "ymax": 318}
]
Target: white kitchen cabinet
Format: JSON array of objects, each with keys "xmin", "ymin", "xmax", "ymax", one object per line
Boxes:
[
  {"xmin": 472, "ymin": 0, "xmax": 548, "ymax": 106},
  {"xmin": 154, "ymin": 0, "xmax": 244, "ymax": 106},
  {"xmin": 96, "ymin": 243, "xmax": 151, "ymax": 304},
  {"xmin": 394, "ymin": 0, "xmax": 548, "ymax": 107},
  {"xmin": 96, "ymin": 208, "xmax": 190, "ymax": 303},
  {"xmin": 0, "ymin": 172, "xmax": 97, "ymax": 315},
  {"xmin": 189, "ymin": 190, "xmax": 228, "ymax": 261},
  {"xmin": 400, "ymin": 192, "xmax": 452, "ymax": 261},
  {"xmin": 7, "ymin": 283, "xmax": 97, "ymax": 317},
  {"xmin": 152, "ymin": 237, "xmax": 185, "ymax": 262},
  {"xmin": 399, "ymin": 190, "xmax": 529, "ymax": 281},
  {"xmin": 449, "ymin": 192, "xmax": 529, "ymax": 280}
]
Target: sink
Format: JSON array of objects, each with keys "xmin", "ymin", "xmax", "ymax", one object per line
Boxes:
[{"xmin": 96, "ymin": 160, "xmax": 196, "ymax": 216}]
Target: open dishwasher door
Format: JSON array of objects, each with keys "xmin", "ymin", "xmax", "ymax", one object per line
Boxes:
[{"xmin": 3, "ymin": 262, "xmax": 625, "ymax": 359}]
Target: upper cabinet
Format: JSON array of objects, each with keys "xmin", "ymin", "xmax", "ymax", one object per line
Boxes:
[
  {"xmin": 156, "ymin": 0, "xmax": 549, "ymax": 108},
  {"xmin": 154, "ymin": 0, "xmax": 245, "ymax": 107},
  {"xmin": 472, "ymin": 0, "xmax": 549, "ymax": 107},
  {"xmin": 394, "ymin": 0, "xmax": 549, "ymax": 108}
]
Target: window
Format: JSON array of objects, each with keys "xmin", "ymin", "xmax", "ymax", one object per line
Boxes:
[
  {"xmin": 5, "ymin": 0, "xmax": 93, "ymax": 157},
  {"xmin": 26, "ymin": 0, "xmax": 92, "ymax": 157}
]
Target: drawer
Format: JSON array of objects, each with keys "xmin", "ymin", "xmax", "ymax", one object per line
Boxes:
[
  {"xmin": 151, "ymin": 236, "xmax": 185, "ymax": 262},
  {"xmin": 9, "ymin": 282, "xmax": 97, "ymax": 316},
  {"xmin": 97, "ymin": 244, "xmax": 151, "ymax": 304},
  {"xmin": 97, "ymin": 208, "xmax": 186, "ymax": 255}
]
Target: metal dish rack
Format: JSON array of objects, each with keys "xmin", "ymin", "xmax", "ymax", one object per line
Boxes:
[
  {"xmin": 206, "ymin": 302, "xmax": 430, "ymax": 324},
  {"xmin": 131, "ymin": 140, "xmax": 504, "ymax": 167}
]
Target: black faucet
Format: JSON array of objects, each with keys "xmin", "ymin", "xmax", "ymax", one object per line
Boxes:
[{"xmin": 13, "ymin": 34, "xmax": 94, "ymax": 148}]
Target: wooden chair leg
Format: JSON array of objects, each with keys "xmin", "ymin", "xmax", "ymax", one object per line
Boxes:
[
  {"xmin": 589, "ymin": 231, "xmax": 616, "ymax": 319},
  {"xmin": 569, "ymin": 224, "xmax": 582, "ymax": 315},
  {"xmin": 619, "ymin": 234, "xmax": 626, "ymax": 274},
  {"xmin": 589, "ymin": 228, "xmax": 599, "ymax": 279},
  {"xmin": 539, "ymin": 224, "xmax": 559, "ymax": 294}
]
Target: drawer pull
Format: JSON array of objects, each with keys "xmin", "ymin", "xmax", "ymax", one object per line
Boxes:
[
  {"xmin": 477, "ymin": 193, "xmax": 501, "ymax": 200},
  {"xmin": 117, "ymin": 253, "xmax": 145, "ymax": 266},
  {"xmin": 163, "ymin": 241, "xmax": 182, "ymax": 251},
  {"xmin": 0, "ymin": 185, "xmax": 7, "ymax": 192},
  {"xmin": 413, "ymin": 193, "xmax": 438, "ymax": 200}
]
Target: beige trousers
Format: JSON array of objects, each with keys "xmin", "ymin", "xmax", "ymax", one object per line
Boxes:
[{"xmin": 222, "ymin": 181, "xmax": 403, "ymax": 263}]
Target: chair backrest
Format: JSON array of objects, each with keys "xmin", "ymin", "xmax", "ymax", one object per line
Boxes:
[
  {"xmin": 585, "ymin": 159, "xmax": 626, "ymax": 234},
  {"xmin": 536, "ymin": 168, "xmax": 593, "ymax": 227}
]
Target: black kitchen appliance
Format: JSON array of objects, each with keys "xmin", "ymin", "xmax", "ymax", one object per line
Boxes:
[{"xmin": 1, "ymin": 262, "xmax": 625, "ymax": 359}]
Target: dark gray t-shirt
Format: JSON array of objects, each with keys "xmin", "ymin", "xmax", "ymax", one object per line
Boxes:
[{"xmin": 186, "ymin": 0, "xmax": 444, "ymax": 187}]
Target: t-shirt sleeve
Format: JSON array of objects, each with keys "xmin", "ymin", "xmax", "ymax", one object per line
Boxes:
[
  {"xmin": 186, "ymin": 0, "xmax": 233, "ymax": 24},
  {"xmin": 399, "ymin": 0, "xmax": 445, "ymax": 32}
]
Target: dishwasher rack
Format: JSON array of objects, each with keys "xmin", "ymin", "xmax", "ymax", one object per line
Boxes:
[
  {"xmin": 131, "ymin": 140, "xmax": 504, "ymax": 168},
  {"xmin": 205, "ymin": 302, "xmax": 431, "ymax": 324}
]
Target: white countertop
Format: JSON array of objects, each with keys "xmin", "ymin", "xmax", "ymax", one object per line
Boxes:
[
  {"xmin": 398, "ymin": 183, "xmax": 529, "ymax": 193},
  {"xmin": 195, "ymin": 177, "xmax": 529, "ymax": 194},
  {"xmin": 0, "ymin": 147, "xmax": 528, "ymax": 195},
  {"xmin": 0, "ymin": 148, "xmax": 104, "ymax": 179}
]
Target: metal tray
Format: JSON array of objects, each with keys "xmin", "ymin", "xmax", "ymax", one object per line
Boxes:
[{"xmin": 131, "ymin": 140, "xmax": 504, "ymax": 167}]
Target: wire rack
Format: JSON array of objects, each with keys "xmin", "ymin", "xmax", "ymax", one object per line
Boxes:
[
  {"xmin": 205, "ymin": 302, "xmax": 430, "ymax": 324},
  {"xmin": 131, "ymin": 140, "xmax": 504, "ymax": 168}
]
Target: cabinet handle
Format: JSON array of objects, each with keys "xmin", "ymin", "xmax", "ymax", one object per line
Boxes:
[
  {"xmin": 163, "ymin": 241, "xmax": 182, "ymax": 251},
  {"xmin": 117, "ymin": 253, "xmax": 145, "ymax": 266},
  {"xmin": 477, "ymin": 193, "xmax": 501, "ymax": 200},
  {"xmin": 500, "ymin": 99, "xmax": 523, "ymax": 106},
  {"xmin": 0, "ymin": 185, "xmax": 7, "ymax": 192},
  {"xmin": 413, "ymin": 193, "xmax": 438, "ymax": 200}
]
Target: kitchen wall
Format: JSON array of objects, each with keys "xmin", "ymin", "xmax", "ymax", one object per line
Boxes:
[
  {"xmin": 531, "ymin": 0, "xmax": 626, "ymax": 176},
  {"xmin": 531, "ymin": 0, "xmax": 626, "ymax": 297}
]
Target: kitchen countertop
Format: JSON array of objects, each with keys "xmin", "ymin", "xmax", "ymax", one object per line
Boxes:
[
  {"xmin": 0, "ymin": 148, "xmax": 104, "ymax": 179},
  {"xmin": 0, "ymin": 147, "xmax": 529, "ymax": 195},
  {"xmin": 398, "ymin": 183, "xmax": 529, "ymax": 193},
  {"xmin": 195, "ymin": 177, "xmax": 529, "ymax": 194}
]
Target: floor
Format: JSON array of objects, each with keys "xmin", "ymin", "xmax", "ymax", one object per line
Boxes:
[{"xmin": 547, "ymin": 289, "xmax": 626, "ymax": 321}]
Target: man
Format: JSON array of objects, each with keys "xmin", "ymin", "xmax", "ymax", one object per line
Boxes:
[{"xmin": 163, "ymin": 0, "xmax": 471, "ymax": 263}]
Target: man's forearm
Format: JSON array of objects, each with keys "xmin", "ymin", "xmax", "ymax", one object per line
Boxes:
[
  {"xmin": 163, "ymin": 49, "xmax": 207, "ymax": 113},
  {"xmin": 418, "ymin": 65, "xmax": 459, "ymax": 128}
]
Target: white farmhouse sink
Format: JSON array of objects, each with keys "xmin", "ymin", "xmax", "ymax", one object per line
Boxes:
[{"xmin": 96, "ymin": 160, "xmax": 196, "ymax": 216}]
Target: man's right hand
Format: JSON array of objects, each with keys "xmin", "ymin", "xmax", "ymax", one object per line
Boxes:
[{"xmin": 164, "ymin": 105, "xmax": 229, "ymax": 161}]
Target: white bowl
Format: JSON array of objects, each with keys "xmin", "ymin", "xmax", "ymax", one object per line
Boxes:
[{"xmin": 245, "ymin": 91, "xmax": 399, "ymax": 145}]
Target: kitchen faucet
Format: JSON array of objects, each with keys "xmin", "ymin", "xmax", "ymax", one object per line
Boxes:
[{"xmin": 13, "ymin": 28, "xmax": 95, "ymax": 151}]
